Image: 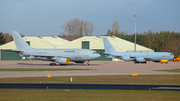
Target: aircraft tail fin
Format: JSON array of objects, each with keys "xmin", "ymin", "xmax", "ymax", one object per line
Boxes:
[
  {"xmin": 11, "ymin": 30, "xmax": 33, "ymax": 50},
  {"xmin": 102, "ymin": 37, "xmax": 117, "ymax": 53}
]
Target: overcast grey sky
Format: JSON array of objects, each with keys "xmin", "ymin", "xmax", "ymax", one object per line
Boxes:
[{"xmin": 0, "ymin": 0, "xmax": 180, "ymax": 36}]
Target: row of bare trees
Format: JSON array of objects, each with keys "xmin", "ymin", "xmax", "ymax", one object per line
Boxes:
[
  {"xmin": 1, "ymin": 19, "xmax": 179, "ymax": 56},
  {"xmin": 142, "ymin": 31, "xmax": 180, "ymax": 56},
  {"xmin": 0, "ymin": 32, "xmax": 25, "ymax": 45},
  {"xmin": 0, "ymin": 32, "xmax": 13, "ymax": 45},
  {"xmin": 106, "ymin": 21, "xmax": 180, "ymax": 56}
]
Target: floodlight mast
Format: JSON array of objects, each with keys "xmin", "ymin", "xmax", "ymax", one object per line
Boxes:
[{"xmin": 134, "ymin": 15, "xmax": 137, "ymax": 52}]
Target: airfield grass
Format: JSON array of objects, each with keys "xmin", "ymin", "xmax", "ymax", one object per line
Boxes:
[
  {"xmin": 0, "ymin": 89, "xmax": 179, "ymax": 101},
  {"xmin": 154, "ymin": 69, "xmax": 180, "ymax": 72},
  {"xmin": 0, "ymin": 75, "xmax": 180, "ymax": 85},
  {"xmin": 1, "ymin": 75, "xmax": 180, "ymax": 101},
  {"xmin": 0, "ymin": 68, "xmax": 93, "ymax": 71}
]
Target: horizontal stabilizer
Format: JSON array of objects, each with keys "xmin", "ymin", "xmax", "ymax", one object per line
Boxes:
[
  {"xmin": 27, "ymin": 56, "xmax": 35, "ymax": 59},
  {"xmin": 2, "ymin": 49, "xmax": 23, "ymax": 53},
  {"xmin": 99, "ymin": 53, "xmax": 110, "ymax": 55}
]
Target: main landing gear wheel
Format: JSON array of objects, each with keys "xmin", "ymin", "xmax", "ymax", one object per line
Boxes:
[
  {"xmin": 141, "ymin": 61, "xmax": 147, "ymax": 64},
  {"xmin": 133, "ymin": 61, "xmax": 138, "ymax": 64},
  {"xmin": 49, "ymin": 62, "xmax": 56, "ymax": 66}
]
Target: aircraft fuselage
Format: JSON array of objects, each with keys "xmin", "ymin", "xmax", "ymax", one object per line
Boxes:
[
  {"xmin": 22, "ymin": 49, "xmax": 100, "ymax": 61},
  {"xmin": 107, "ymin": 52, "xmax": 174, "ymax": 62}
]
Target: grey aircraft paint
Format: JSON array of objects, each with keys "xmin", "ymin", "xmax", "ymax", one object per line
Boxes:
[
  {"xmin": 102, "ymin": 37, "xmax": 175, "ymax": 63},
  {"xmin": 10, "ymin": 30, "xmax": 100, "ymax": 65}
]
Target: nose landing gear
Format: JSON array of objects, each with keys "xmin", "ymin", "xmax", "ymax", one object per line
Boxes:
[{"xmin": 86, "ymin": 61, "xmax": 89, "ymax": 66}]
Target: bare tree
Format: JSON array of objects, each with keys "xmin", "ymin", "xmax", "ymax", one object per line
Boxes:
[
  {"xmin": 60, "ymin": 18, "xmax": 96, "ymax": 40},
  {"xmin": 3, "ymin": 33, "xmax": 13, "ymax": 43},
  {"xmin": 112, "ymin": 21, "xmax": 119, "ymax": 33},
  {"xmin": 107, "ymin": 21, "xmax": 124, "ymax": 37}
]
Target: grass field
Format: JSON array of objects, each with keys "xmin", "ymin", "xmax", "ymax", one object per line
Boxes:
[
  {"xmin": 1, "ymin": 75, "xmax": 180, "ymax": 101},
  {"xmin": 0, "ymin": 75, "xmax": 180, "ymax": 85},
  {"xmin": 154, "ymin": 69, "xmax": 180, "ymax": 72},
  {"xmin": 0, "ymin": 89, "xmax": 179, "ymax": 101},
  {"xmin": 0, "ymin": 68, "xmax": 93, "ymax": 71}
]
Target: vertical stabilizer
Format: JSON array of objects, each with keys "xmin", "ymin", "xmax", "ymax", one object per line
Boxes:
[
  {"xmin": 11, "ymin": 30, "xmax": 33, "ymax": 50},
  {"xmin": 102, "ymin": 37, "xmax": 117, "ymax": 53}
]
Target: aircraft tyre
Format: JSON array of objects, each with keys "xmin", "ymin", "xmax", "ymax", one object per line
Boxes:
[
  {"xmin": 161, "ymin": 62, "xmax": 168, "ymax": 64},
  {"xmin": 141, "ymin": 61, "xmax": 147, "ymax": 64},
  {"xmin": 133, "ymin": 61, "xmax": 138, "ymax": 64},
  {"xmin": 49, "ymin": 63, "xmax": 56, "ymax": 66}
]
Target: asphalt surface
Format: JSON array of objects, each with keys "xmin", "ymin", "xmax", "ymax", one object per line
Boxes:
[
  {"xmin": 0, "ymin": 83, "xmax": 180, "ymax": 91},
  {"xmin": 0, "ymin": 61, "xmax": 180, "ymax": 78},
  {"xmin": 1, "ymin": 61, "xmax": 180, "ymax": 91}
]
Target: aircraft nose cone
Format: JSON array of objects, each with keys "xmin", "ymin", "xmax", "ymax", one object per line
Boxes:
[
  {"xmin": 95, "ymin": 53, "xmax": 101, "ymax": 59},
  {"xmin": 97, "ymin": 54, "xmax": 101, "ymax": 58}
]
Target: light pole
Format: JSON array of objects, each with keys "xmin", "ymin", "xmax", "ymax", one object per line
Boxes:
[{"xmin": 134, "ymin": 15, "xmax": 137, "ymax": 52}]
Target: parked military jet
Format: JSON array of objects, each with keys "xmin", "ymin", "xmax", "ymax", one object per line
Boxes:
[
  {"xmin": 10, "ymin": 30, "xmax": 100, "ymax": 65},
  {"xmin": 102, "ymin": 37, "xmax": 175, "ymax": 64}
]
